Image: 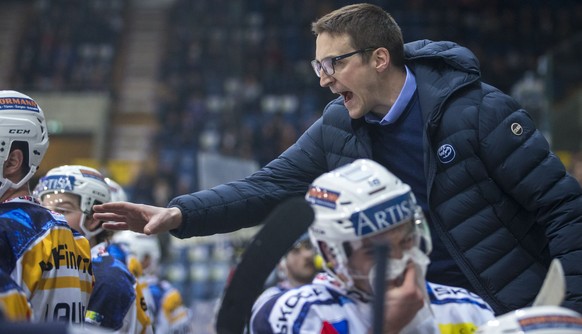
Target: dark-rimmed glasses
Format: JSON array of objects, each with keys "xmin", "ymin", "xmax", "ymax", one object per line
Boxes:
[{"xmin": 311, "ymin": 47, "xmax": 376, "ymax": 78}]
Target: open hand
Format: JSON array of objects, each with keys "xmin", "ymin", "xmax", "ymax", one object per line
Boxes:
[{"xmin": 93, "ymin": 202, "xmax": 182, "ymax": 235}]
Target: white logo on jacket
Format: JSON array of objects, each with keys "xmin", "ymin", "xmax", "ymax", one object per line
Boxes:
[{"xmin": 437, "ymin": 144, "xmax": 456, "ymax": 164}]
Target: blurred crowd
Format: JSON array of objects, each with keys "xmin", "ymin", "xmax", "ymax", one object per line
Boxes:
[
  {"xmin": 10, "ymin": 0, "xmax": 582, "ymax": 201},
  {"xmin": 12, "ymin": 0, "xmax": 124, "ymax": 91}
]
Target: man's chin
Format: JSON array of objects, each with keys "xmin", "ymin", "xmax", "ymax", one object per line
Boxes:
[{"xmin": 347, "ymin": 109, "xmax": 365, "ymax": 120}]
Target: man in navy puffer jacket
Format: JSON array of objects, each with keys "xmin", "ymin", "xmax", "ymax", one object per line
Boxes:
[{"xmin": 94, "ymin": 3, "xmax": 582, "ymax": 315}]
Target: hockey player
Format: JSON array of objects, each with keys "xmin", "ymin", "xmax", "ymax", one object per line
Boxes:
[
  {"xmin": 276, "ymin": 233, "xmax": 319, "ymax": 290},
  {"xmin": 113, "ymin": 230, "xmax": 193, "ymax": 334},
  {"xmin": 251, "ymin": 159, "xmax": 495, "ymax": 333},
  {"xmin": 477, "ymin": 305, "xmax": 582, "ymax": 333},
  {"xmin": 0, "ymin": 90, "xmax": 93, "ymax": 324},
  {"xmin": 35, "ymin": 165, "xmax": 153, "ymax": 333},
  {"xmin": 256, "ymin": 233, "xmax": 319, "ymax": 309}
]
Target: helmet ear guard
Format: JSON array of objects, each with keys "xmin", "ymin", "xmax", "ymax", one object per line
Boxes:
[
  {"xmin": 314, "ymin": 240, "xmax": 337, "ymax": 270},
  {"xmin": 412, "ymin": 204, "xmax": 432, "ymax": 255}
]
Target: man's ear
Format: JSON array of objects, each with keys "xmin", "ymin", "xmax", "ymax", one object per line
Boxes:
[
  {"xmin": 4, "ymin": 149, "xmax": 24, "ymax": 176},
  {"xmin": 373, "ymin": 47, "xmax": 390, "ymax": 72}
]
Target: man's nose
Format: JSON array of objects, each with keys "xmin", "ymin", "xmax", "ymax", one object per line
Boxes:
[{"xmin": 319, "ymin": 71, "xmax": 334, "ymax": 87}]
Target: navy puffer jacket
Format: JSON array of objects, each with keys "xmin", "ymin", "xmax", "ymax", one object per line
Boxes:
[{"xmin": 169, "ymin": 40, "xmax": 582, "ymax": 314}]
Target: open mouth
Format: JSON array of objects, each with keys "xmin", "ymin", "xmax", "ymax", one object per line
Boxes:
[{"xmin": 341, "ymin": 91, "xmax": 353, "ymax": 105}]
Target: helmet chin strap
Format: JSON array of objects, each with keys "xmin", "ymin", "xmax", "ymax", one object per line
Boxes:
[
  {"xmin": 78, "ymin": 213, "xmax": 103, "ymax": 241},
  {"xmin": 0, "ymin": 166, "xmax": 37, "ymax": 199},
  {"xmin": 0, "ymin": 180, "xmax": 13, "ymax": 199}
]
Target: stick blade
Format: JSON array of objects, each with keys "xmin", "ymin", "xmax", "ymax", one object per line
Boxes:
[
  {"xmin": 533, "ymin": 259, "xmax": 566, "ymax": 307},
  {"xmin": 215, "ymin": 197, "xmax": 314, "ymax": 334}
]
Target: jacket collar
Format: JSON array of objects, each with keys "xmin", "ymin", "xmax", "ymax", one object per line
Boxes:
[{"xmin": 404, "ymin": 40, "xmax": 481, "ymax": 125}]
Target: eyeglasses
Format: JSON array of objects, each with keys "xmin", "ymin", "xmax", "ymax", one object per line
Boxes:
[{"xmin": 311, "ymin": 47, "xmax": 376, "ymax": 78}]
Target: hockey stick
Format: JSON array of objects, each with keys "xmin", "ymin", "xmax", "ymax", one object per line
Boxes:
[
  {"xmin": 372, "ymin": 243, "xmax": 389, "ymax": 334},
  {"xmin": 532, "ymin": 258, "xmax": 565, "ymax": 307},
  {"xmin": 215, "ymin": 197, "xmax": 315, "ymax": 334}
]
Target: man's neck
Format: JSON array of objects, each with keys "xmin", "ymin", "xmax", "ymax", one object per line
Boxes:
[
  {"xmin": 0, "ymin": 186, "xmax": 31, "ymax": 202},
  {"xmin": 372, "ymin": 66, "xmax": 407, "ymax": 118}
]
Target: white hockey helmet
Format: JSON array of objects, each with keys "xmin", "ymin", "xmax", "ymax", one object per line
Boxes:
[
  {"xmin": 0, "ymin": 90, "xmax": 49, "ymax": 198},
  {"xmin": 35, "ymin": 165, "xmax": 110, "ymax": 239},
  {"xmin": 306, "ymin": 159, "xmax": 431, "ymax": 292},
  {"xmin": 105, "ymin": 177, "xmax": 128, "ymax": 202},
  {"xmin": 112, "ymin": 230, "xmax": 161, "ymax": 276},
  {"xmin": 477, "ymin": 306, "xmax": 582, "ymax": 334}
]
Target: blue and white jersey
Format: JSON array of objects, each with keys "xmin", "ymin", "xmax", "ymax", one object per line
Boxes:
[
  {"xmin": 250, "ymin": 273, "xmax": 495, "ymax": 333},
  {"xmin": 427, "ymin": 281, "xmax": 496, "ymax": 333},
  {"xmin": 253, "ymin": 280, "xmax": 295, "ymax": 313},
  {"xmin": 147, "ymin": 276, "xmax": 193, "ymax": 334},
  {"xmin": 0, "ymin": 197, "xmax": 93, "ymax": 324}
]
